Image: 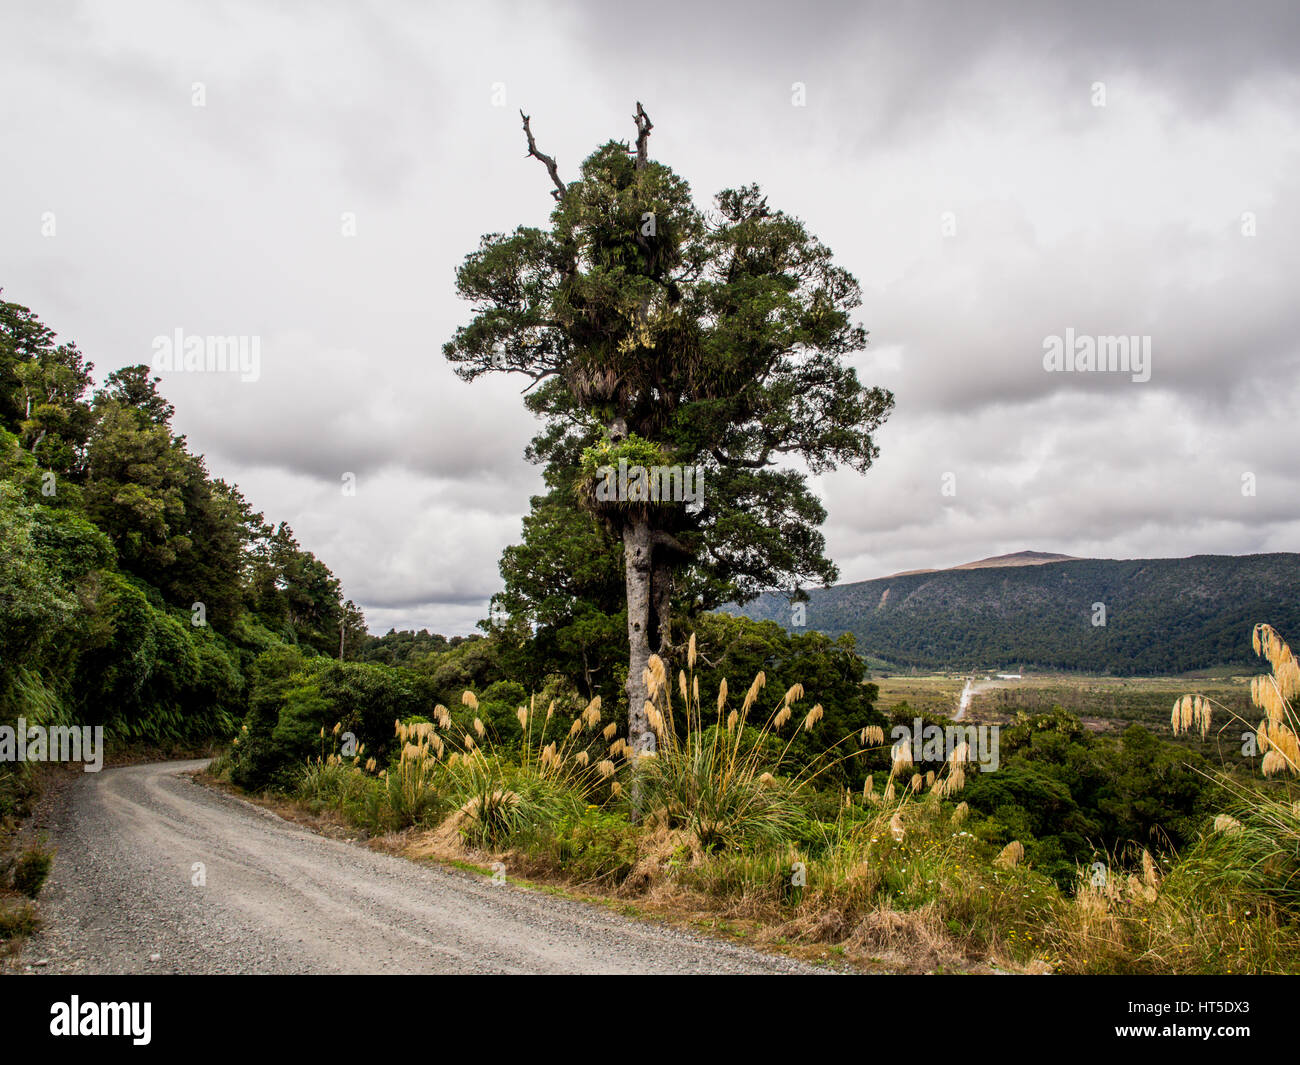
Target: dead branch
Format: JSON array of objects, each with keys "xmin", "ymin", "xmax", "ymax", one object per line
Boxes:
[
  {"xmin": 633, "ymin": 101, "xmax": 653, "ymax": 169},
  {"xmin": 520, "ymin": 110, "xmax": 567, "ymax": 200}
]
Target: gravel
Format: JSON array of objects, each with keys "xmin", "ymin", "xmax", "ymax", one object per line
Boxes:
[{"xmin": 9, "ymin": 759, "xmax": 826, "ymax": 975}]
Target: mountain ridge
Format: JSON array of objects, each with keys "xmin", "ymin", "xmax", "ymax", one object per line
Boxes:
[
  {"xmin": 884, "ymin": 549, "xmax": 1082, "ymax": 578},
  {"xmin": 729, "ymin": 551, "xmax": 1300, "ymax": 674}
]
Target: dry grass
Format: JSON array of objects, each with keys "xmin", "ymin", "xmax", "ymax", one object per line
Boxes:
[
  {"xmin": 394, "ymin": 794, "xmax": 1015, "ymax": 972},
  {"xmin": 1048, "ymin": 861, "xmax": 1300, "ymax": 974},
  {"xmin": 1045, "ymin": 621, "xmax": 1300, "ymax": 974}
]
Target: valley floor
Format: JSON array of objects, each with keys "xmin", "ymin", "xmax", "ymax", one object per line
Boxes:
[{"xmin": 874, "ymin": 670, "xmax": 1255, "ymax": 747}]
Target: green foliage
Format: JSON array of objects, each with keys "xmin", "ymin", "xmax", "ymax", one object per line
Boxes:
[
  {"xmin": 474, "ymin": 680, "xmax": 529, "ymax": 750},
  {"xmin": 1, "ymin": 297, "xmax": 95, "ymax": 477},
  {"xmin": 960, "ymin": 710, "xmax": 1212, "ymax": 886},
  {"xmin": 519, "ymin": 804, "xmax": 639, "ymax": 885},
  {"xmin": 353, "ymin": 628, "xmax": 453, "ymax": 668},
  {"xmin": 493, "ymin": 477, "xmax": 626, "ymax": 704},
  {"xmin": 296, "ymin": 759, "xmax": 447, "ymax": 835},
  {"xmin": 686, "ymin": 613, "xmax": 884, "ymax": 784},
  {"xmin": 0, "ymin": 482, "xmax": 78, "ymax": 669},
  {"xmin": 579, "ymin": 433, "xmax": 667, "ymax": 476},
  {"xmin": 229, "ymin": 655, "xmax": 437, "ymax": 792},
  {"xmin": 416, "ymin": 635, "xmax": 503, "ymax": 703}
]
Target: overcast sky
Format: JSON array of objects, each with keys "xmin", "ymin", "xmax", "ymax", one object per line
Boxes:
[{"xmin": 3, "ymin": 0, "xmax": 1298, "ymax": 634}]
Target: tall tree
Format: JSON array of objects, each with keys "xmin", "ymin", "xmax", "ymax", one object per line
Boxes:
[
  {"xmin": 83, "ymin": 399, "xmax": 192, "ymax": 577},
  {"xmin": 338, "ymin": 598, "xmax": 368, "ymax": 660},
  {"xmin": 98, "ymin": 364, "xmax": 176, "ymax": 428},
  {"xmin": 444, "ymin": 106, "xmax": 893, "ymax": 755},
  {"xmin": 0, "ymin": 296, "xmax": 59, "ymax": 435},
  {"xmin": 1, "ymin": 296, "xmax": 95, "ymax": 478},
  {"xmin": 246, "ymin": 522, "xmax": 351, "ymax": 656}
]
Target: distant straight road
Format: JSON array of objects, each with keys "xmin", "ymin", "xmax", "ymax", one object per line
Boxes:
[{"xmin": 11, "ymin": 760, "xmax": 820, "ymax": 975}]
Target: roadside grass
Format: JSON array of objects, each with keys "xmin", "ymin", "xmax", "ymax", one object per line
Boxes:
[
  {"xmin": 7, "ymin": 838, "xmax": 53, "ymax": 898},
  {"xmin": 1048, "ymin": 858, "xmax": 1300, "ymax": 974},
  {"xmin": 0, "ymin": 836, "xmax": 54, "ymax": 958},
  {"xmin": 207, "ymin": 627, "xmax": 1300, "ymax": 975},
  {"xmin": 0, "ymin": 897, "xmax": 39, "ymax": 955}
]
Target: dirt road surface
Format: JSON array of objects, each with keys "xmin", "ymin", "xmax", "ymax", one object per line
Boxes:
[{"xmin": 10, "ymin": 760, "xmax": 823, "ymax": 975}]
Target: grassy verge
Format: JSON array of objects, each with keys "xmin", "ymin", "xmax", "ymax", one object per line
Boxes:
[
  {"xmin": 207, "ymin": 639, "xmax": 1300, "ymax": 974},
  {"xmin": 0, "ymin": 768, "xmax": 56, "ymax": 961}
]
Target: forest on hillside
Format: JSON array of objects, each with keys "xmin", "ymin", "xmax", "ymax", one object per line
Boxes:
[{"xmin": 733, "ymin": 555, "xmax": 1300, "ymax": 674}]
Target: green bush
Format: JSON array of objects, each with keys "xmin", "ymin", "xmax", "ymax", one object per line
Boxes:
[
  {"xmin": 231, "ymin": 654, "xmax": 440, "ymax": 792},
  {"xmin": 546, "ymin": 805, "xmax": 639, "ymax": 884}
]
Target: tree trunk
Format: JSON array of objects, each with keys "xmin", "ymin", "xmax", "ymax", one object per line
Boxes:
[
  {"xmin": 651, "ymin": 557, "xmax": 673, "ymax": 657},
  {"xmin": 623, "ymin": 518, "xmax": 655, "ymax": 759}
]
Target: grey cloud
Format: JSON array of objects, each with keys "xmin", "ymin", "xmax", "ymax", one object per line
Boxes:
[
  {"xmin": 3, "ymin": 1, "xmax": 1297, "ymax": 634},
  {"xmin": 572, "ymin": 0, "xmax": 1300, "ymax": 114}
]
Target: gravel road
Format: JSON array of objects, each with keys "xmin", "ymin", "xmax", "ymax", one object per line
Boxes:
[{"xmin": 10, "ymin": 760, "xmax": 823, "ymax": 975}]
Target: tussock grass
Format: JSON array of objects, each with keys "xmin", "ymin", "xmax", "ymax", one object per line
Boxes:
[
  {"xmin": 669, "ymin": 794, "xmax": 1056, "ymax": 969},
  {"xmin": 635, "ymin": 654, "xmax": 810, "ymax": 850},
  {"xmin": 7, "ymin": 839, "xmax": 53, "ymax": 899},
  {"xmin": 0, "ymin": 836, "xmax": 51, "ymax": 958},
  {"xmin": 1048, "ymin": 854, "xmax": 1300, "ymax": 974},
  {"xmin": 295, "ymin": 691, "xmax": 626, "ymax": 840}
]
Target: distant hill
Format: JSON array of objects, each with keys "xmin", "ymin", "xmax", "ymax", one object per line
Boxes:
[
  {"xmin": 728, "ymin": 552, "xmax": 1300, "ymax": 674},
  {"xmin": 886, "ymin": 550, "xmax": 1080, "ymax": 577}
]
